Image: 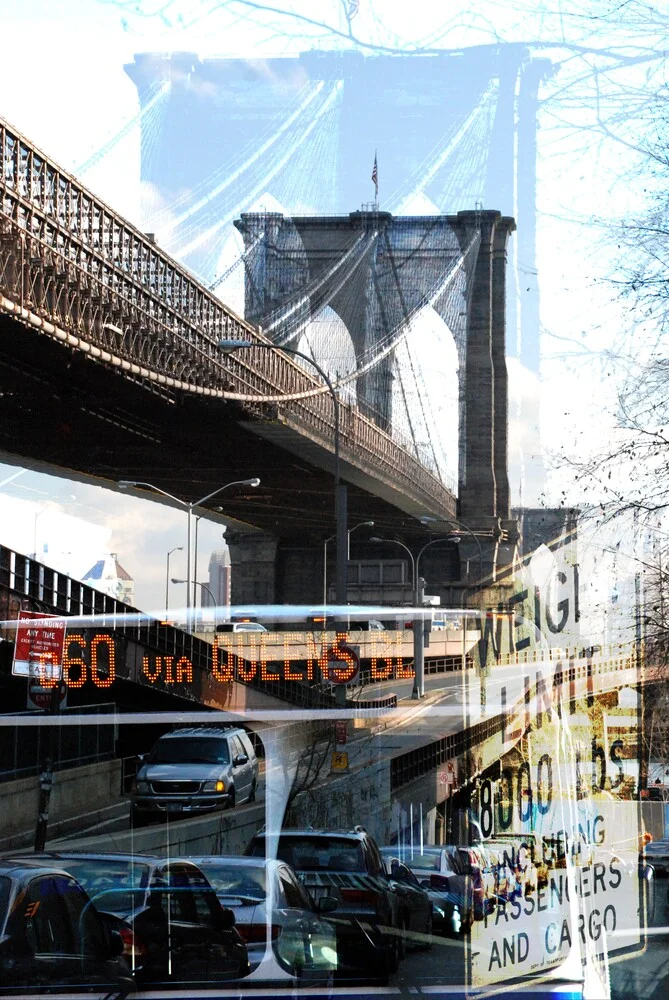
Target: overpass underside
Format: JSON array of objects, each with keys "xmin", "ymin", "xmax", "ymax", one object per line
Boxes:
[{"xmin": 0, "ymin": 310, "xmax": 453, "ymax": 543}]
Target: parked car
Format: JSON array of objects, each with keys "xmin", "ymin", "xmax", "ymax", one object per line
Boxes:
[
  {"xmin": 644, "ymin": 839, "xmax": 669, "ymax": 877},
  {"xmin": 0, "ymin": 857, "xmax": 133, "ymax": 993},
  {"xmin": 380, "ymin": 845, "xmax": 469, "ymax": 934},
  {"xmin": 185, "ymin": 855, "xmax": 338, "ymax": 987},
  {"xmin": 384, "ymin": 857, "xmax": 433, "ymax": 952},
  {"xmin": 246, "ymin": 827, "xmax": 401, "ymax": 983},
  {"xmin": 457, "ymin": 845, "xmax": 496, "ymax": 918},
  {"xmin": 131, "ymin": 724, "xmax": 259, "ymax": 824},
  {"xmin": 24, "ymin": 852, "xmax": 249, "ymax": 988}
]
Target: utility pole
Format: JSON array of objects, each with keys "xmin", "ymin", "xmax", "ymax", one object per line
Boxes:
[
  {"xmin": 413, "ymin": 576, "xmax": 426, "ymax": 700},
  {"xmin": 34, "ymin": 679, "xmax": 65, "ymax": 851}
]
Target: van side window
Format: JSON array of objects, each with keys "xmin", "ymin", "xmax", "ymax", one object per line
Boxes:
[{"xmin": 240, "ymin": 734, "xmax": 255, "ymax": 759}]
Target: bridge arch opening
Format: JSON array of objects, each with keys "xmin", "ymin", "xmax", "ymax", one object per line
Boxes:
[
  {"xmin": 296, "ymin": 306, "xmax": 357, "ymax": 406},
  {"xmin": 390, "ymin": 305, "xmax": 459, "ymax": 488}
]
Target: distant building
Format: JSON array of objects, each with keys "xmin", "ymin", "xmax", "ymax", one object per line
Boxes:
[
  {"xmin": 201, "ymin": 549, "xmax": 231, "ymax": 611},
  {"xmin": 82, "ymin": 552, "xmax": 135, "ymax": 605}
]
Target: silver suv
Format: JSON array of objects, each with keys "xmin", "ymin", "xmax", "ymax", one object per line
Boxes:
[{"xmin": 131, "ymin": 726, "xmax": 259, "ymax": 826}]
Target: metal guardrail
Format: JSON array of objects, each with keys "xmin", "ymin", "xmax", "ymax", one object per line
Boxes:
[{"xmin": 0, "ymin": 703, "xmax": 116, "ymax": 783}]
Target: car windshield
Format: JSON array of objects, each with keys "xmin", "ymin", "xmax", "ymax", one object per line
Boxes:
[
  {"xmin": 55, "ymin": 859, "xmax": 151, "ymax": 916},
  {"xmin": 148, "ymin": 737, "xmax": 230, "ymax": 765},
  {"xmin": 252, "ymin": 837, "xmax": 366, "ymax": 872},
  {"xmin": 382, "ymin": 848, "xmax": 443, "ymax": 872},
  {"xmin": 194, "ymin": 863, "xmax": 266, "ymax": 901}
]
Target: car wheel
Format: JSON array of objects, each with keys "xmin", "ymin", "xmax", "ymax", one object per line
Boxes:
[
  {"xmin": 248, "ymin": 778, "xmax": 257, "ymax": 803},
  {"xmin": 227, "ymin": 787, "xmax": 236, "ymax": 809}
]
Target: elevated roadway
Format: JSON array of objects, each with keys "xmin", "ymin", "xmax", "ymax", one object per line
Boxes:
[{"xmin": 0, "ymin": 114, "xmax": 457, "ymax": 552}]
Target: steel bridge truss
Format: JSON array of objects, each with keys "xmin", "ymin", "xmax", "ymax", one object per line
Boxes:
[{"xmin": 0, "ymin": 117, "xmax": 455, "ymax": 516}]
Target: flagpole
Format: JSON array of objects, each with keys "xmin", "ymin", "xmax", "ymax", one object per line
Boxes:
[{"xmin": 372, "ymin": 150, "xmax": 378, "ymax": 211}]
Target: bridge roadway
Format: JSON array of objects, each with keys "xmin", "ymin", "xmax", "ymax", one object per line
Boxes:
[{"xmin": 0, "ymin": 115, "xmax": 457, "ymax": 554}]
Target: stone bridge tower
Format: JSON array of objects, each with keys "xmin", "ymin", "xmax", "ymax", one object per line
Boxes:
[{"xmin": 235, "ymin": 208, "xmax": 516, "ymax": 538}]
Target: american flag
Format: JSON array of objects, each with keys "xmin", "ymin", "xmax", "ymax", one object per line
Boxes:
[{"xmin": 372, "ymin": 152, "xmax": 378, "ymax": 197}]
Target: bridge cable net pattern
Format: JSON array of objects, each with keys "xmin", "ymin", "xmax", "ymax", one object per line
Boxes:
[
  {"xmin": 0, "ymin": 117, "xmax": 457, "ymax": 512},
  {"xmin": 74, "ymin": 80, "xmax": 171, "ymax": 178},
  {"xmin": 238, "ymin": 219, "xmax": 478, "ymax": 486},
  {"xmin": 69, "ymin": 65, "xmax": 495, "ymax": 488},
  {"xmin": 170, "ymin": 83, "xmax": 342, "ymax": 266},
  {"xmin": 128, "ymin": 68, "xmax": 496, "ymax": 488}
]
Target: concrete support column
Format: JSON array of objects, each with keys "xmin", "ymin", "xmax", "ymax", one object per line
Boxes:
[
  {"xmin": 457, "ymin": 212, "xmax": 496, "ymax": 522},
  {"xmin": 277, "ymin": 542, "xmax": 329, "ymax": 607},
  {"xmin": 226, "ymin": 532, "xmax": 332, "ymax": 607},
  {"xmin": 225, "ymin": 530, "xmax": 279, "ymax": 606}
]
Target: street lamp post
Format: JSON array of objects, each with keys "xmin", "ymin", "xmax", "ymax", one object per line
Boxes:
[
  {"xmin": 118, "ymin": 477, "xmax": 260, "ymax": 632},
  {"xmin": 218, "ymin": 338, "xmax": 348, "ymax": 608},
  {"xmin": 323, "ymin": 521, "xmax": 374, "ymax": 607},
  {"xmin": 370, "ymin": 537, "xmax": 423, "ymax": 698},
  {"xmin": 165, "ymin": 546, "xmax": 183, "ymax": 615},
  {"xmin": 172, "ymin": 579, "xmax": 217, "ymax": 631},
  {"xmin": 370, "ymin": 535, "xmax": 454, "ymax": 699}
]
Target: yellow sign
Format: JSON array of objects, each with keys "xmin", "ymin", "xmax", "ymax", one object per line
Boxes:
[{"xmin": 331, "ymin": 751, "xmax": 349, "ymax": 771}]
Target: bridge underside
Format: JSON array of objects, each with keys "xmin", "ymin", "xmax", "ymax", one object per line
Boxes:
[{"xmin": 0, "ymin": 313, "xmax": 452, "ymax": 543}]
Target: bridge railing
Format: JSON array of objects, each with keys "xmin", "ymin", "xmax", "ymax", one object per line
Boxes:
[{"xmin": 0, "ymin": 116, "xmax": 456, "ymax": 515}]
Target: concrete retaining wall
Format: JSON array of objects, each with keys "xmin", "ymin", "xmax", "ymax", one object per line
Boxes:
[
  {"xmin": 54, "ymin": 801, "xmax": 266, "ymax": 857},
  {"xmin": 0, "ymin": 759, "xmax": 122, "ymax": 850}
]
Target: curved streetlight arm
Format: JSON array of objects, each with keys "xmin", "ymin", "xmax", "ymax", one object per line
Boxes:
[
  {"xmin": 194, "ymin": 478, "xmax": 260, "ymax": 508},
  {"xmin": 421, "ymin": 515, "xmax": 485, "ymax": 590},
  {"xmin": 165, "ymin": 546, "xmax": 183, "ymax": 615},
  {"xmin": 219, "ymin": 339, "xmax": 339, "ymax": 481},
  {"xmin": 172, "ymin": 579, "xmax": 218, "ymax": 627},
  {"xmin": 369, "ymin": 537, "xmax": 417, "ymax": 593},
  {"xmin": 369, "ymin": 536, "xmax": 423, "ymax": 698},
  {"xmin": 416, "ymin": 537, "xmax": 453, "ymax": 578},
  {"xmin": 118, "ymin": 481, "xmax": 187, "ymax": 507}
]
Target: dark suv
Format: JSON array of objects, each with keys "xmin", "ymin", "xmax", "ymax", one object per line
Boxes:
[{"xmin": 246, "ymin": 827, "xmax": 400, "ymax": 983}]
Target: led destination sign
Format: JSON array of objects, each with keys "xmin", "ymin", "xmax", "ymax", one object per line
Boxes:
[{"xmin": 34, "ymin": 630, "xmax": 414, "ymax": 690}]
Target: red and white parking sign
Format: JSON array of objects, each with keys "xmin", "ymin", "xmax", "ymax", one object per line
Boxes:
[{"xmin": 12, "ymin": 610, "xmax": 67, "ymax": 681}]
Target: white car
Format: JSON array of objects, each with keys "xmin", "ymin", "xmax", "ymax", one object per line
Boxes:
[{"xmin": 185, "ymin": 856, "xmax": 338, "ymax": 987}]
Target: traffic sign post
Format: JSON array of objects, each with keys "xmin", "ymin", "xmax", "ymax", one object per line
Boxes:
[
  {"xmin": 12, "ymin": 609, "xmax": 70, "ymax": 854},
  {"xmin": 33, "ymin": 678, "xmax": 66, "ymax": 853}
]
